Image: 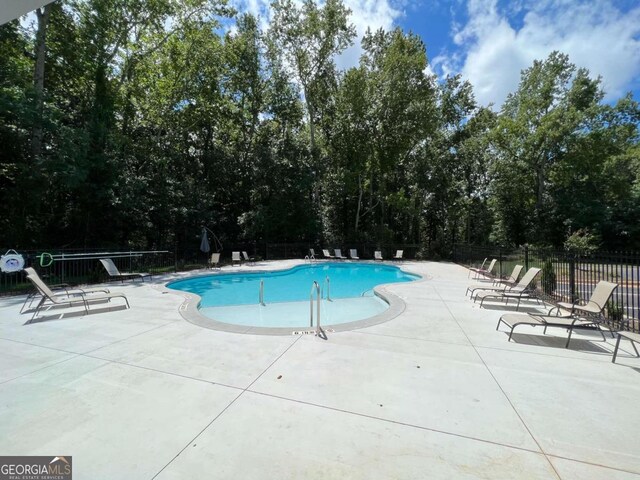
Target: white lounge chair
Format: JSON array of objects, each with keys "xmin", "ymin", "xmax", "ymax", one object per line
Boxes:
[
  {"xmin": 334, "ymin": 249, "xmax": 347, "ymax": 260},
  {"xmin": 496, "ymin": 280, "xmax": 619, "ymax": 348},
  {"xmin": 209, "ymin": 253, "xmax": 220, "ymax": 269},
  {"xmin": 468, "ymin": 258, "xmax": 488, "ymax": 278},
  {"xmin": 374, "ymin": 251, "xmax": 383, "ymax": 261},
  {"xmin": 470, "ymin": 258, "xmax": 496, "ymax": 280},
  {"xmin": 322, "ymin": 249, "xmax": 334, "ymax": 259},
  {"xmin": 242, "ymin": 251, "xmax": 256, "ymax": 265},
  {"xmin": 25, "ymin": 272, "xmax": 129, "ymax": 322},
  {"xmin": 393, "ymin": 250, "xmax": 403, "ymax": 261},
  {"xmin": 232, "ymin": 251, "xmax": 241, "ymax": 265},
  {"xmin": 21, "ymin": 267, "xmax": 110, "ymax": 313},
  {"xmin": 349, "ymin": 249, "xmax": 359, "ymax": 260},
  {"xmin": 473, "ymin": 267, "xmax": 542, "ymax": 310},
  {"xmin": 466, "ymin": 264, "xmax": 523, "ymax": 297},
  {"xmin": 99, "ymin": 258, "xmax": 151, "ymax": 282},
  {"xmin": 612, "ymin": 331, "xmax": 640, "ymax": 364}
]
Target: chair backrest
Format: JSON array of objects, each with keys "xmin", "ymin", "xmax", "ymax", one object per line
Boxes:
[
  {"xmin": 210, "ymin": 253, "xmax": 220, "ymax": 264},
  {"xmin": 485, "ymin": 259, "xmax": 497, "ymax": 273},
  {"xmin": 309, "ymin": 248, "xmax": 316, "ymax": 256},
  {"xmin": 586, "ymin": 281, "xmax": 618, "ymax": 312},
  {"xmin": 322, "ymin": 249, "xmax": 331, "ymax": 257},
  {"xmin": 23, "ymin": 266, "xmax": 37, "ymax": 277},
  {"xmin": 515, "ymin": 267, "xmax": 541, "ymax": 289},
  {"xmin": 25, "ymin": 272, "xmax": 57, "ymax": 300},
  {"xmin": 335, "ymin": 249, "xmax": 343, "ymax": 257},
  {"xmin": 242, "ymin": 251, "xmax": 249, "ymax": 260},
  {"xmin": 374, "ymin": 251, "xmax": 383, "ymax": 260},
  {"xmin": 349, "ymin": 249, "xmax": 358, "ymax": 258},
  {"xmin": 507, "ymin": 264, "xmax": 524, "ymax": 283},
  {"xmin": 232, "ymin": 251, "xmax": 241, "ymax": 261},
  {"xmin": 479, "ymin": 258, "xmax": 488, "ymax": 269},
  {"xmin": 100, "ymin": 258, "xmax": 121, "ymax": 276},
  {"xmin": 395, "ymin": 250, "xmax": 403, "ymax": 258}
]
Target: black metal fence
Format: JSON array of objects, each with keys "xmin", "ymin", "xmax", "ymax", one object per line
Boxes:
[
  {"xmin": 453, "ymin": 244, "xmax": 640, "ymax": 332},
  {"xmin": 0, "ymin": 249, "xmax": 176, "ymax": 296}
]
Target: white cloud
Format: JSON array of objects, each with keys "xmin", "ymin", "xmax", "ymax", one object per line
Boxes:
[
  {"xmin": 229, "ymin": 0, "xmax": 403, "ymax": 69},
  {"xmin": 452, "ymin": 0, "xmax": 640, "ymax": 107}
]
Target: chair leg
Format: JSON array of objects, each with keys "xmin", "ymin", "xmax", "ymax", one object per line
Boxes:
[
  {"xmin": 565, "ymin": 327, "xmax": 574, "ymax": 348},
  {"xmin": 631, "ymin": 339, "xmax": 640, "ymax": 357},
  {"xmin": 508, "ymin": 325, "xmax": 517, "ymax": 342},
  {"xmin": 612, "ymin": 334, "xmax": 622, "ymax": 363}
]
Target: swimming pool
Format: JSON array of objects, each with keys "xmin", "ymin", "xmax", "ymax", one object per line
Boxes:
[{"xmin": 167, "ymin": 263, "xmax": 420, "ymax": 331}]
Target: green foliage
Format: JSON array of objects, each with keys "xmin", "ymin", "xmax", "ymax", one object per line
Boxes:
[
  {"xmin": 606, "ymin": 301, "xmax": 624, "ymax": 322},
  {"xmin": 0, "ymin": 3, "xmax": 637, "ymax": 256},
  {"xmin": 541, "ymin": 258, "xmax": 557, "ymax": 295},
  {"xmin": 564, "ymin": 229, "xmax": 601, "ymax": 255}
]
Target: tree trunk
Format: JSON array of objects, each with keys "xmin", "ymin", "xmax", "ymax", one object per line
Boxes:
[
  {"xmin": 31, "ymin": 4, "xmax": 52, "ymax": 159},
  {"xmin": 355, "ymin": 174, "xmax": 363, "ymax": 232}
]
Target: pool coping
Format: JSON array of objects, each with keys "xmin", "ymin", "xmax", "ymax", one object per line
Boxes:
[{"xmin": 160, "ymin": 261, "xmax": 429, "ymax": 336}]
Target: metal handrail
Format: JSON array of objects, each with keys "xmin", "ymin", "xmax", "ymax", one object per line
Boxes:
[
  {"xmin": 310, "ymin": 281, "xmax": 320, "ymax": 329},
  {"xmin": 324, "ymin": 276, "xmax": 331, "ymax": 301},
  {"xmin": 259, "ymin": 280, "xmax": 265, "ymax": 306}
]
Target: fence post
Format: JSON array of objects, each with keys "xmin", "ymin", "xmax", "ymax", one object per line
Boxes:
[
  {"xmin": 524, "ymin": 245, "xmax": 529, "ymax": 271},
  {"xmin": 498, "ymin": 247, "xmax": 503, "ymax": 278},
  {"xmin": 569, "ymin": 254, "xmax": 577, "ymax": 302}
]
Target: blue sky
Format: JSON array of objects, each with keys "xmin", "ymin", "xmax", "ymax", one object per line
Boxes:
[{"xmin": 236, "ymin": 0, "xmax": 640, "ymax": 108}]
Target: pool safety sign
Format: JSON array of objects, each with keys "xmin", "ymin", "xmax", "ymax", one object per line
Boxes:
[
  {"xmin": 0, "ymin": 249, "xmax": 24, "ymax": 273},
  {"xmin": 0, "ymin": 456, "xmax": 72, "ymax": 479}
]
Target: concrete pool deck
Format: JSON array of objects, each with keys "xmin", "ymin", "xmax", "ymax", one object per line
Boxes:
[{"xmin": 0, "ymin": 260, "xmax": 639, "ymax": 479}]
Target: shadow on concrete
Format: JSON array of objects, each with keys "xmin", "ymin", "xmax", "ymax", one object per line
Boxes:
[{"xmin": 24, "ymin": 304, "xmax": 129, "ymax": 325}]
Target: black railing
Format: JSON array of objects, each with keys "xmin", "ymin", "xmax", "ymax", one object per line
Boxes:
[
  {"xmin": 0, "ymin": 249, "xmax": 175, "ymax": 296},
  {"xmin": 453, "ymin": 244, "xmax": 640, "ymax": 332}
]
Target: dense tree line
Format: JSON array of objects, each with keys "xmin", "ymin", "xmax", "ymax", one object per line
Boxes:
[{"xmin": 1, "ymin": 0, "xmax": 638, "ymax": 256}]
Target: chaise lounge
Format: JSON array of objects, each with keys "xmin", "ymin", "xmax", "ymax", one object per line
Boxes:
[
  {"xmin": 473, "ymin": 267, "xmax": 541, "ymax": 310},
  {"xmin": 25, "ymin": 271, "xmax": 129, "ymax": 322},
  {"xmin": 99, "ymin": 258, "xmax": 151, "ymax": 282},
  {"xmin": 496, "ymin": 280, "xmax": 618, "ymax": 348}
]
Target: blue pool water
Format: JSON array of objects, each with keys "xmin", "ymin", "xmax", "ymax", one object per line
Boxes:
[{"xmin": 167, "ymin": 263, "xmax": 419, "ymax": 308}]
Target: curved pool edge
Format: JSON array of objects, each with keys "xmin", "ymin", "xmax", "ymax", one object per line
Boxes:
[{"xmin": 160, "ymin": 261, "xmax": 429, "ymax": 335}]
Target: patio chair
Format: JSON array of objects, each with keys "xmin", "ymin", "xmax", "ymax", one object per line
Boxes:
[
  {"xmin": 309, "ymin": 248, "xmax": 317, "ymax": 258},
  {"xmin": 612, "ymin": 331, "xmax": 640, "ymax": 364},
  {"xmin": 374, "ymin": 251, "xmax": 383, "ymax": 261},
  {"xmin": 551, "ymin": 281, "xmax": 619, "ymax": 320},
  {"xmin": 495, "ymin": 281, "xmax": 619, "ymax": 348},
  {"xmin": 242, "ymin": 251, "xmax": 256, "ymax": 265},
  {"xmin": 21, "ymin": 267, "xmax": 110, "ymax": 313},
  {"xmin": 232, "ymin": 251, "xmax": 241, "ymax": 265},
  {"xmin": 468, "ymin": 258, "xmax": 488, "ymax": 278},
  {"xmin": 349, "ymin": 249, "xmax": 359, "ymax": 260},
  {"xmin": 25, "ymin": 272, "xmax": 129, "ymax": 322},
  {"xmin": 465, "ymin": 264, "xmax": 523, "ymax": 298},
  {"xmin": 322, "ymin": 249, "xmax": 334, "ymax": 259},
  {"xmin": 470, "ymin": 258, "xmax": 497, "ymax": 280},
  {"xmin": 473, "ymin": 267, "xmax": 542, "ymax": 310},
  {"xmin": 99, "ymin": 258, "xmax": 151, "ymax": 282},
  {"xmin": 209, "ymin": 253, "xmax": 220, "ymax": 269},
  {"xmin": 334, "ymin": 249, "xmax": 347, "ymax": 260},
  {"xmin": 493, "ymin": 264, "xmax": 524, "ymax": 286},
  {"xmin": 392, "ymin": 250, "xmax": 403, "ymax": 261},
  {"xmin": 496, "ymin": 312, "xmax": 611, "ymax": 348}
]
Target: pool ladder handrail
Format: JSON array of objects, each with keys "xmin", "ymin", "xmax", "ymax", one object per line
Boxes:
[
  {"xmin": 310, "ymin": 281, "xmax": 320, "ymax": 331},
  {"xmin": 324, "ymin": 276, "xmax": 331, "ymax": 301},
  {"xmin": 259, "ymin": 279, "xmax": 265, "ymax": 306}
]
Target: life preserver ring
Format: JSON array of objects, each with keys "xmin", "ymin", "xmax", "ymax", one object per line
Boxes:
[
  {"xmin": 0, "ymin": 250, "xmax": 25, "ymax": 273},
  {"xmin": 39, "ymin": 252, "xmax": 54, "ymax": 268}
]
